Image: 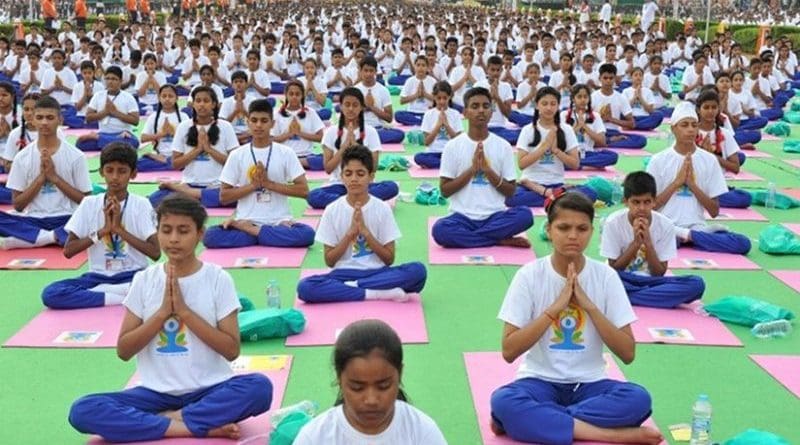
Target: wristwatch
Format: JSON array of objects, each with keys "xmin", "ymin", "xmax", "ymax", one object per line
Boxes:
[{"xmin": 89, "ymin": 231, "xmax": 100, "ymax": 244}]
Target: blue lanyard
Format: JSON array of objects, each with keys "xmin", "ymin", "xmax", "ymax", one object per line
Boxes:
[
  {"xmin": 109, "ymin": 194, "xmax": 129, "ymax": 258},
  {"xmin": 249, "ymin": 143, "xmax": 273, "ymax": 190}
]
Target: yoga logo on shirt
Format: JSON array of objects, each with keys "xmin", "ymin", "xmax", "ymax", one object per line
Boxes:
[
  {"xmin": 472, "ymin": 157, "xmax": 491, "ymax": 186},
  {"xmin": 437, "ymin": 126, "xmax": 448, "ymax": 140},
  {"xmin": 41, "ymin": 180, "xmax": 57, "ymax": 194},
  {"xmin": 549, "ymin": 304, "xmax": 586, "ymax": 351},
  {"xmin": 677, "ymin": 184, "xmax": 693, "ymax": 197},
  {"xmin": 626, "ymin": 245, "xmax": 647, "ymax": 274},
  {"xmin": 196, "ymin": 151, "xmax": 211, "ymax": 161},
  {"xmin": 352, "ymin": 234, "xmax": 373, "ymax": 258},
  {"xmin": 540, "ymin": 149, "xmax": 555, "ymax": 165},
  {"xmin": 157, "ymin": 316, "xmax": 188, "ymax": 354}
]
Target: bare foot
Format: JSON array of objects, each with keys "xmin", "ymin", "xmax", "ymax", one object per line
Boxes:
[
  {"xmin": 300, "ymin": 157, "xmax": 310, "ymax": 169},
  {"xmin": 159, "ymin": 410, "xmax": 182, "ymax": 422},
  {"xmin": 77, "ymin": 133, "xmax": 99, "ymax": 143},
  {"xmin": 146, "ymin": 152, "xmax": 167, "ymax": 163},
  {"xmin": 619, "ymin": 426, "xmax": 663, "ymax": 445},
  {"xmin": 208, "ymin": 423, "xmax": 240, "ymax": 439},
  {"xmin": 158, "ymin": 181, "xmax": 179, "ymax": 191},
  {"xmin": 498, "ymin": 236, "xmax": 531, "ymax": 248},
  {"xmin": 490, "ymin": 420, "xmax": 506, "ymax": 436}
]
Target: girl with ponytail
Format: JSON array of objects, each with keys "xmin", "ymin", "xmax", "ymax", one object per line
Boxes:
[
  {"xmin": 306, "ymin": 87, "xmax": 398, "ymax": 209},
  {"xmin": 505, "ymin": 87, "xmax": 598, "ymax": 208},
  {"xmin": 566, "ymin": 83, "xmax": 618, "ymax": 169},
  {"xmin": 148, "ymin": 86, "xmax": 240, "ymax": 209},
  {"xmin": 138, "ymin": 84, "xmax": 189, "ymax": 172},
  {"xmin": 1, "ymin": 92, "xmax": 45, "ymax": 204},
  {"xmin": 273, "ymin": 80, "xmax": 325, "ymax": 171},
  {"xmin": 0, "ymin": 82, "xmax": 18, "ymax": 164},
  {"xmin": 695, "ymin": 89, "xmax": 751, "ymax": 208}
]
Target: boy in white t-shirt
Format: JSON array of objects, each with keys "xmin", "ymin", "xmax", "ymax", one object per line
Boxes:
[
  {"xmin": 645, "ymin": 102, "xmax": 751, "ymax": 255},
  {"xmin": 432, "ymin": 87, "xmax": 533, "ymax": 248},
  {"xmin": 491, "ymin": 192, "xmax": 661, "ymax": 445},
  {"xmin": 600, "ymin": 171, "xmax": 705, "ymax": 308},
  {"xmin": 220, "ymin": 71, "xmax": 255, "ymax": 145},
  {"xmin": 77, "ymin": 66, "xmax": 140, "ymax": 151},
  {"xmin": 68, "ymin": 196, "xmax": 272, "ymax": 442},
  {"xmin": 203, "ymin": 99, "xmax": 315, "ymax": 249},
  {"xmin": 65, "ymin": 61, "xmax": 104, "ymax": 129},
  {"xmin": 355, "ymin": 56, "xmax": 405, "ymax": 144},
  {"xmin": 40, "ymin": 49, "xmax": 77, "ymax": 107},
  {"xmin": 475, "ymin": 56, "xmax": 518, "ymax": 144},
  {"xmin": 297, "ymin": 144, "xmax": 426, "ymax": 303},
  {"xmin": 0, "ymin": 96, "xmax": 91, "ymax": 250},
  {"xmin": 395, "ymin": 56, "xmax": 436, "ymax": 126},
  {"xmin": 42, "ymin": 143, "xmax": 160, "ymax": 309},
  {"xmin": 591, "ymin": 64, "xmax": 646, "ymax": 149},
  {"xmin": 415, "ymin": 81, "xmax": 463, "ymax": 169}
]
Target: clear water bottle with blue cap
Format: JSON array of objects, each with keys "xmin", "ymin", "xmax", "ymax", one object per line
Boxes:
[
  {"xmin": 266, "ymin": 279, "xmax": 281, "ymax": 309},
  {"xmin": 689, "ymin": 394, "xmax": 712, "ymax": 445}
]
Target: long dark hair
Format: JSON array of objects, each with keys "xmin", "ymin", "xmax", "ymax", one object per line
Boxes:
[
  {"xmin": 695, "ymin": 89, "xmax": 725, "ymax": 155},
  {"xmin": 335, "ymin": 87, "xmax": 365, "ymax": 150},
  {"xmin": 152, "ymin": 84, "xmax": 182, "ymax": 151},
  {"xmin": 186, "ymin": 86, "xmax": 220, "ymax": 148},
  {"xmin": 333, "ymin": 319, "xmax": 408, "ymax": 405},
  {"xmin": 0, "ymin": 82, "xmax": 18, "ymax": 131},
  {"xmin": 529, "ymin": 87, "xmax": 566, "ymax": 151},
  {"xmin": 280, "ymin": 79, "xmax": 307, "ymax": 119},
  {"xmin": 18, "ymin": 92, "xmax": 41, "ymax": 150},
  {"xmin": 565, "ymin": 83, "xmax": 595, "ymax": 125}
]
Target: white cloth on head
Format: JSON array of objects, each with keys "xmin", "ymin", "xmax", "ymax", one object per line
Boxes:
[{"xmin": 670, "ymin": 101, "xmax": 698, "ymax": 124}]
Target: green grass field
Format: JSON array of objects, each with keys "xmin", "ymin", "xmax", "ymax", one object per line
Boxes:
[{"xmin": 0, "ymin": 97, "xmax": 798, "ymax": 444}]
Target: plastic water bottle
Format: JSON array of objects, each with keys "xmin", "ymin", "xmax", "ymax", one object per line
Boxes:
[
  {"xmin": 269, "ymin": 400, "xmax": 318, "ymax": 425},
  {"xmin": 689, "ymin": 394, "xmax": 712, "ymax": 445},
  {"xmin": 751, "ymin": 319, "xmax": 793, "ymax": 339},
  {"xmin": 266, "ymin": 279, "xmax": 281, "ymax": 309},
  {"xmin": 765, "ymin": 182, "xmax": 777, "ymax": 209},
  {"xmin": 611, "ymin": 175, "xmax": 623, "ymax": 205}
]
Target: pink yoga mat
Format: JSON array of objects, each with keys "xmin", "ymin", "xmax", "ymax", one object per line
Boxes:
[
  {"xmin": 0, "ymin": 173, "xmax": 7, "ymax": 183},
  {"xmin": 625, "ymin": 130, "xmax": 668, "ymax": 139},
  {"xmin": 770, "ymin": 270, "xmax": 800, "ymax": 294},
  {"xmin": 564, "ymin": 166, "xmax": 620, "ymax": 180},
  {"xmin": 784, "ymin": 223, "xmax": 800, "ymax": 236},
  {"xmin": 382, "ymin": 143, "xmax": 406, "ymax": 153},
  {"xmin": 129, "ymin": 170, "xmax": 183, "ymax": 184},
  {"xmin": 784, "ymin": 189, "xmax": 800, "ymax": 201},
  {"xmin": 286, "ymin": 269, "xmax": 428, "ymax": 346},
  {"xmin": 88, "ymin": 355, "xmax": 293, "ymax": 444},
  {"xmin": 4, "ymin": 305, "xmax": 125, "ymax": 348},
  {"xmin": 760, "ymin": 133, "xmax": 783, "ymax": 141},
  {"xmin": 0, "ymin": 246, "xmax": 87, "ymax": 270},
  {"xmin": 304, "ymin": 170, "xmax": 330, "ymax": 181},
  {"xmin": 632, "ymin": 303, "xmax": 742, "ymax": 346},
  {"xmin": 63, "ymin": 128, "xmax": 95, "ymax": 138},
  {"xmin": 464, "ymin": 352, "xmax": 664, "ymax": 445},
  {"xmin": 198, "ymin": 218, "xmax": 318, "ymax": 268},
  {"xmin": 304, "ymin": 198, "xmax": 396, "ymax": 217},
  {"xmin": 205, "ymin": 207, "xmax": 235, "ymax": 217},
  {"xmin": 406, "ymin": 156, "xmax": 440, "ymax": 178},
  {"xmin": 705, "ymin": 207, "xmax": 767, "ymax": 221},
  {"xmin": 750, "ymin": 355, "xmax": 800, "ymax": 399},
  {"xmin": 784, "ymin": 159, "xmax": 800, "ymax": 168},
  {"xmin": 742, "ymin": 150, "xmax": 772, "ymax": 158},
  {"xmin": 723, "ymin": 170, "xmax": 762, "ymax": 181},
  {"xmin": 607, "ymin": 148, "xmax": 651, "ymax": 157},
  {"xmin": 668, "ymin": 248, "xmax": 759, "ymax": 270},
  {"xmin": 427, "ymin": 217, "xmax": 535, "ymax": 266}
]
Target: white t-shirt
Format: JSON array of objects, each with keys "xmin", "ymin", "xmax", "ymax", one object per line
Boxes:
[
  {"xmin": 298, "ymin": 76, "xmax": 329, "ymax": 111},
  {"xmin": 220, "ymin": 95, "xmax": 255, "ymax": 134},
  {"xmin": 548, "ymin": 71, "xmax": 575, "ymax": 110},
  {"xmin": 622, "ymin": 86, "xmax": 657, "ymax": 117},
  {"xmin": 141, "ymin": 110, "xmax": 190, "ymax": 156},
  {"xmin": 643, "ymin": 72, "xmax": 670, "ymax": 108},
  {"xmin": 71, "ymin": 80, "xmax": 105, "ymax": 116},
  {"xmin": 515, "ymin": 80, "xmax": 546, "ymax": 115},
  {"xmin": 591, "ymin": 90, "xmax": 632, "ymax": 132},
  {"xmin": 65, "ymin": 193, "xmax": 156, "ymax": 275},
  {"xmin": 271, "ymin": 109, "xmax": 325, "ymax": 157},
  {"xmin": 474, "ymin": 79, "xmax": 513, "ymax": 127},
  {"xmin": 87, "ymin": 90, "xmax": 139, "ymax": 134},
  {"xmin": 646, "ymin": 147, "xmax": 728, "ymax": 229},
  {"xmin": 400, "ymin": 76, "xmax": 437, "ymax": 113},
  {"xmin": 697, "ymin": 127, "xmax": 740, "ymax": 164},
  {"xmin": 355, "ymin": 82, "xmax": 392, "ymax": 128},
  {"xmin": 219, "ymin": 142, "xmax": 305, "ymax": 225},
  {"xmin": 243, "ymin": 68, "xmax": 271, "ymax": 100},
  {"xmin": 498, "ymin": 255, "xmax": 636, "ymax": 383},
  {"xmin": 681, "ymin": 68, "xmax": 715, "ymax": 101},
  {"xmin": 420, "ymin": 108, "xmax": 463, "ymax": 153},
  {"xmin": 40, "ymin": 67, "xmax": 78, "ymax": 106},
  {"xmin": 448, "ymin": 65, "xmax": 487, "ymax": 106},
  {"xmin": 533, "ymin": 48, "xmax": 560, "ymax": 76},
  {"xmin": 133, "ymin": 72, "xmax": 168, "ymax": 106},
  {"xmin": 440, "ymin": 133, "xmax": 516, "ymax": 221},
  {"xmin": 294, "ymin": 401, "xmax": 447, "ymax": 445},
  {"xmin": 182, "ymin": 54, "xmax": 211, "ymax": 87},
  {"xmin": 517, "ymin": 122, "xmax": 579, "ymax": 185},
  {"xmin": 123, "ymin": 262, "xmax": 240, "ymax": 395},
  {"xmin": 262, "ymin": 52, "xmax": 287, "ymax": 82},
  {"xmin": 324, "ymin": 66, "xmax": 352, "ymax": 93},
  {"xmin": 316, "ymin": 196, "xmax": 400, "ymax": 270},
  {"xmin": 600, "ymin": 209, "xmax": 677, "ymax": 276},
  {"xmin": 172, "ymin": 119, "xmax": 240, "ymax": 186},
  {"xmin": 321, "ymin": 125, "xmax": 381, "ymax": 184},
  {"xmin": 572, "ymin": 111, "xmax": 606, "ymax": 152},
  {"xmin": 6, "ymin": 140, "xmax": 92, "ymax": 218}
]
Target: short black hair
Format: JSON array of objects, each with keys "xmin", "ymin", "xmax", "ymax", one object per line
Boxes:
[
  {"xmin": 248, "ymin": 98, "xmax": 273, "ymax": 116},
  {"xmin": 547, "ymin": 191, "xmax": 595, "ymax": 223},
  {"xmin": 598, "ymin": 63, "xmax": 617, "ymax": 76},
  {"xmin": 156, "ymin": 194, "xmax": 208, "ymax": 230},
  {"xmin": 359, "ymin": 56, "xmax": 378, "ymax": 70},
  {"xmin": 623, "ymin": 171, "xmax": 657, "ymax": 199},
  {"xmin": 34, "ymin": 95, "xmax": 61, "ymax": 112},
  {"xmin": 105, "ymin": 65, "xmax": 123, "ymax": 79},
  {"xmin": 463, "ymin": 86, "xmax": 491, "ymax": 107},
  {"xmin": 230, "ymin": 70, "xmax": 247, "ymax": 82},
  {"xmin": 100, "ymin": 142, "xmax": 138, "ymax": 171},
  {"xmin": 341, "ymin": 144, "xmax": 374, "ymax": 173}
]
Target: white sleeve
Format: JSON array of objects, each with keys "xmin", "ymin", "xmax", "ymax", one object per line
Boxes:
[
  {"xmin": 377, "ymin": 205, "xmax": 401, "ymax": 244},
  {"xmin": 364, "ymin": 127, "xmax": 381, "ymax": 151},
  {"xmin": 705, "ymin": 159, "xmax": 730, "ymax": 199},
  {"xmin": 315, "ymin": 206, "xmax": 339, "ymax": 247},
  {"xmin": 219, "ymin": 149, "xmax": 242, "ymax": 186},
  {"xmin": 64, "ymin": 199, "xmax": 90, "ymax": 237},
  {"xmin": 563, "ymin": 126, "xmax": 579, "ymax": 152},
  {"xmin": 599, "ymin": 270, "xmax": 637, "ymax": 328},
  {"xmin": 171, "ymin": 122, "xmax": 189, "ymax": 153},
  {"xmin": 286, "ymin": 149, "xmax": 306, "ymax": 181},
  {"xmin": 221, "ymin": 123, "xmax": 240, "ymax": 152},
  {"xmin": 321, "ymin": 127, "xmax": 336, "ymax": 150},
  {"xmin": 141, "ymin": 113, "xmax": 158, "ymax": 136},
  {"xmin": 123, "ymin": 269, "xmax": 149, "ymax": 319},
  {"xmin": 498, "ymin": 265, "xmax": 534, "ymax": 328},
  {"xmin": 501, "ymin": 145, "xmax": 516, "ymax": 181},
  {"xmin": 214, "ymin": 269, "xmax": 241, "ymax": 321},
  {"xmin": 654, "ymin": 218, "xmax": 677, "ymax": 261},
  {"xmin": 71, "ymin": 153, "xmax": 93, "ymax": 193},
  {"xmin": 618, "ymin": 93, "xmax": 633, "ymax": 116},
  {"xmin": 306, "ymin": 111, "xmax": 325, "ymax": 133},
  {"xmin": 420, "ymin": 110, "xmax": 435, "ymax": 134},
  {"xmin": 516, "ymin": 125, "xmax": 534, "ymax": 152},
  {"xmin": 439, "ymin": 139, "xmax": 459, "ymax": 179},
  {"xmin": 599, "ymin": 217, "xmax": 623, "ymax": 260},
  {"xmin": 87, "ymin": 92, "xmax": 102, "ymax": 112}
]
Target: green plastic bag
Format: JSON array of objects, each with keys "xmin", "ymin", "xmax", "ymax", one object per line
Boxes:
[
  {"xmin": 758, "ymin": 224, "xmax": 800, "ymax": 254},
  {"xmin": 783, "ymin": 139, "xmax": 800, "ymax": 152},
  {"xmin": 748, "ymin": 189, "xmax": 800, "ymax": 209},
  {"xmin": 238, "ymin": 308, "xmax": 306, "ymax": 342},
  {"xmin": 584, "ymin": 177, "xmax": 620, "ymax": 205},
  {"xmin": 790, "ymin": 99, "xmax": 800, "ymax": 112},
  {"xmin": 704, "ymin": 296, "xmax": 795, "ymax": 327},
  {"xmin": 268, "ymin": 411, "xmax": 313, "ymax": 445},
  {"xmin": 765, "ymin": 122, "xmax": 791, "ymax": 137},
  {"xmin": 406, "ymin": 130, "xmax": 425, "ymax": 146},
  {"xmin": 378, "ymin": 155, "xmax": 410, "ymax": 171},
  {"xmin": 92, "ymin": 183, "xmax": 107, "ymax": 195},
  {"xmin": 782, "ymin": 111, "xmax": 800, "ymax": 124},
  {"xmin": 238, "ymin": 295, "xmax": 255, "ymax": 312},
  {"xmin": 414, "ymin": 182, "xmax": 447, "ymax": 206},
  {"xmin": 388, "ymin": 85, "xmax": 401, "ymax": 96},
  {"xmin": 724, "ymin": 429, "xmax": 791, "ymax": 445},
  {"xmin": 539, "ymin": 221, "xmax": 549, "ymax": 241}
]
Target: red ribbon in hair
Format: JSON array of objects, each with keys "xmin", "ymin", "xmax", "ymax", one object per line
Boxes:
[{"xmin": 544, "ymin": 187, "xmax": 567, "ymax": 213}]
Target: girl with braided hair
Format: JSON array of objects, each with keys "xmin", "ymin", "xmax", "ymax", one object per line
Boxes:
[
  {"xmin": 306, "ymin": 87, "xmax": 398, "ymax": 209},
  {"xmin": 138, "ymin": 85, "xmax": 189, "ymax": 172},
  {"xmin": 272, "ymin": 80, "xmax": 325, "ymax": 171},
  {"xmin": 148, "ymin": 86, "xmax": 239, "ymax": 208},
  {"xmin": 566, "ymin": 84, "xmax": 618, "ymax": 170}
]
